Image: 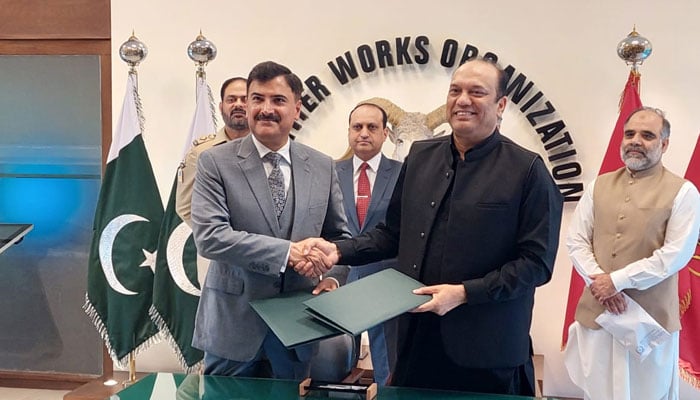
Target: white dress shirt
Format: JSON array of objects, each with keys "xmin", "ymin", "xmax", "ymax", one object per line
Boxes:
[
  {"xmin": 252, "ymin": 135, "xmax": 292, "ymax": 193},
  {"xmin": 251, "ymin": 135, "xmax": 292, "ymax": 273},
  {"xmin": 566, "ymin": 178, "xmax": 700, "ymax": 291}
]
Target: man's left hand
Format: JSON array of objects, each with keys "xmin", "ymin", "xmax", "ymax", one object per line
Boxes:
[
  {"xmin": 589, "ymin": 273, "xmax": 618, "ymax": 302},
  {"xmin": 312, "ymin": 278, "xmax": 339, "ymax": 295},
  {"xmin": 411, "ymin": 284, "xmax": 466, "ymax": 316}
]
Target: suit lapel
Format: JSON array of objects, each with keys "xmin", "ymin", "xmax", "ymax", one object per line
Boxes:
[
  {"xmin": 363, "ymin": 155, "xmax": 393, "ymax": 231},
  {"xmin": 337, "ymin": 159, "xmax": 361, "ymax": 235},
  {"xmin": 289, "ymin": 141, "xmax": 312, "ymax": 238},
  {"xmin": 238, "ymin": 136, "xmax": 280, "ymax": 235}
]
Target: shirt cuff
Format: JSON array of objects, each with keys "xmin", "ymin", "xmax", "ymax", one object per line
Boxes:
[
  {"xmin": 609, "ymin": 269, "xmax": 629, "ymax": 292},
  {"xmin": 323, "ymin": 276, "xmax": 341, "ymax": 288},
  {"xmin": 280, "ymin": 243, "xmax": 291, "ymax": 274}
]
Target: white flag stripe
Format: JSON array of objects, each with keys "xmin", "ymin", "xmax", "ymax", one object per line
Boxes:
[
  {"xmin": 149, "ymin": 373, "xmax": 178, "ymax": 400},
  {"xmin": 181, "ymin": 76, "xmax": 217, "ymax": 158},
  {"xmin": 107, "ymin": 73, "xmax": 141, "ymax": 164}
]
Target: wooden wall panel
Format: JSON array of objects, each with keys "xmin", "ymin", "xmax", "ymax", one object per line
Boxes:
[
  {"xmin": 0, "ymin": 0, "xmax": 112, "ymax": 390},
  {"xmin": 0, "ymin": 0, "xmax": 110, "ymax": 39}
]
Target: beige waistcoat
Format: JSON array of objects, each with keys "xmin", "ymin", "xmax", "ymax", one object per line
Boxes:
[{"xmin": 575, "ymin": 162, "xmax": 685, "ymax": 332}]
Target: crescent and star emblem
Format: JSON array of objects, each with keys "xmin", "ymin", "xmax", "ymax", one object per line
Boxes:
[
  {"xmin": 98, "ymin": 214, "xmax": 156, "ymax": 296},
  {"xmin": 166, "ymin": 222, "xmax": 201, "ymax": 296}
]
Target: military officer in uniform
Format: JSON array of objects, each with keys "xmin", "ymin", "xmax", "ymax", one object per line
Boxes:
[{"xmin": 176, "ymin": 77, "xmax": 250, "ymax": 225}]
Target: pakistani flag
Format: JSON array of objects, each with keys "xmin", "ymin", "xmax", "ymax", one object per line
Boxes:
[
  {"xmin": 150, "ymin": 75, "xmax": 216, "ymax": 371},
  {"xmin": 84, "ymin": 72, "xmax": 163, "ymax": 366}
]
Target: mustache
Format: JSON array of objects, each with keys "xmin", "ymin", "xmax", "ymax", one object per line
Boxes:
[
  {"xmin": 624, "ymin": 145, "xmax": 645, "ymax": 154},
  {"xmin": 255, "ymin": 113, "xmax": 281, "ymax": 122}
]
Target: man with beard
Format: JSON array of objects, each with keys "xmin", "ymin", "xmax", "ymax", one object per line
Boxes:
[
  {"xmin": 176, "ymin": 77, "xmax": 250, "ymax": 225},
  {"xmin": 564, "ymin": 107, "xmax": 700, "ymax": 400}
]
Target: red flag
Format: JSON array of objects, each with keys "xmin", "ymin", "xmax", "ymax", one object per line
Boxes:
[
  {"xmin": 679, "ymin": 133, "xmax": 700, "ymax": 388},
  {"xmin": 561, "ymin": 70, "xmax": 642, "ymax": 348}
]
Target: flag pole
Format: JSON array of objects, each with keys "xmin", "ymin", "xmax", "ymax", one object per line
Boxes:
[
  {"xmin": 123, "ymin": 33, "xmax": 148, "ymax": 389},
  {"xmin": 128, "ymin": 353, "xmax": 136, "ymax": 384},
  {"xmin": 120, "ymin": 32, "xmax": 151, "ymax": 388},
  {"xmin": 146, "ymin": 31, "xmax": 217, "ymax": 375}
]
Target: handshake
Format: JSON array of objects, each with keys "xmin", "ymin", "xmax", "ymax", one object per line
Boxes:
[{"xmin": 287, "ymin": 238, "xmax": 341, "ymax": 278}]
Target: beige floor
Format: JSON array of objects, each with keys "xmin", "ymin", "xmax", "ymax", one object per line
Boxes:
[{"xmin": 0, "ymin": 387, "xmax": 68, "ymax": 400}]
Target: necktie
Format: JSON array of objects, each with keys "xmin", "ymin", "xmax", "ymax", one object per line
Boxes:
[
  {"xmin": 356, "ymin": 162, "xmax": 371, "ymax": 227},
  {"xmin": 264, "ymin": 152, "xmax": 286, "ymax": 219}
]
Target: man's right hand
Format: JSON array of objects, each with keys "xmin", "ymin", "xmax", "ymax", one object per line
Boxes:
[
  {"xmin": 289, "ymin": 238, "xmax": 340, "ymax": 278},
  {"xmin": 305, "ymin": 238, "xmax": 340, "ymax": 264}
]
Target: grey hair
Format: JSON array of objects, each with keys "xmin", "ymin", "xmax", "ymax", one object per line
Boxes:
[{"xmin": 625, "ymin": 106, "xmax": 671, "ymax": 139}]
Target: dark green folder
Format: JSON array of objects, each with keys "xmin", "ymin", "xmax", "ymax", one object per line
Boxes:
[
  {"xmin": 249, "ymin": 290, "xmax": 343, "ymax": 348},
  {"xmin": 302, "ymin": 268, "xmax": 431, "ymax": 336}
]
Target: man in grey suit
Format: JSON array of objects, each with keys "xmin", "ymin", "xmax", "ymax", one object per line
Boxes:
[
  {"xmin": 190, "ymin": 61, "xmax": 350, "ymax": 379},
  {"xmin": 336, "ymin": 103, "xmax": 401, "ymax": 386}
]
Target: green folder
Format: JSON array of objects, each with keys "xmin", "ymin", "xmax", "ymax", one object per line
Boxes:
[
  {"xmin": 302, "ymin": 268, "xmax": 431, "ymax": 336},
  {"xmin": 249, "ymin": 290, "xmax": 343, "ymax": 348}
]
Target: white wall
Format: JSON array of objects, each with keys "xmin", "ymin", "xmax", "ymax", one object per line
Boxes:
[{"xmin": 111, "ymin": 1, "xmax": 700, "ymax": 397}]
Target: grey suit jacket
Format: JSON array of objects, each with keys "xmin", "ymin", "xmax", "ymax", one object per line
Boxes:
[
  {"xmin": 336, "ymin": 155, "xmax": 401, "ymax": 277},
  {"xmin": 190, "ymin": 135, "xmax": 350, "ymax": 362}
]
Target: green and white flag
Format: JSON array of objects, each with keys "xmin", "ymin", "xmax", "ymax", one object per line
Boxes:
[
  {"xmin": 149, "ymin": 75, "xmax": 215, "ymax": 371},
  {"xmin": 84, "ymin": 72, "xmax": 163, "ymax": 366}
]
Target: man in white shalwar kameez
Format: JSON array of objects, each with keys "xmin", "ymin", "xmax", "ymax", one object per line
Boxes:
[{"xmin": 564, "ymin": 107, "xmax": 700, "ymax": 400}]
